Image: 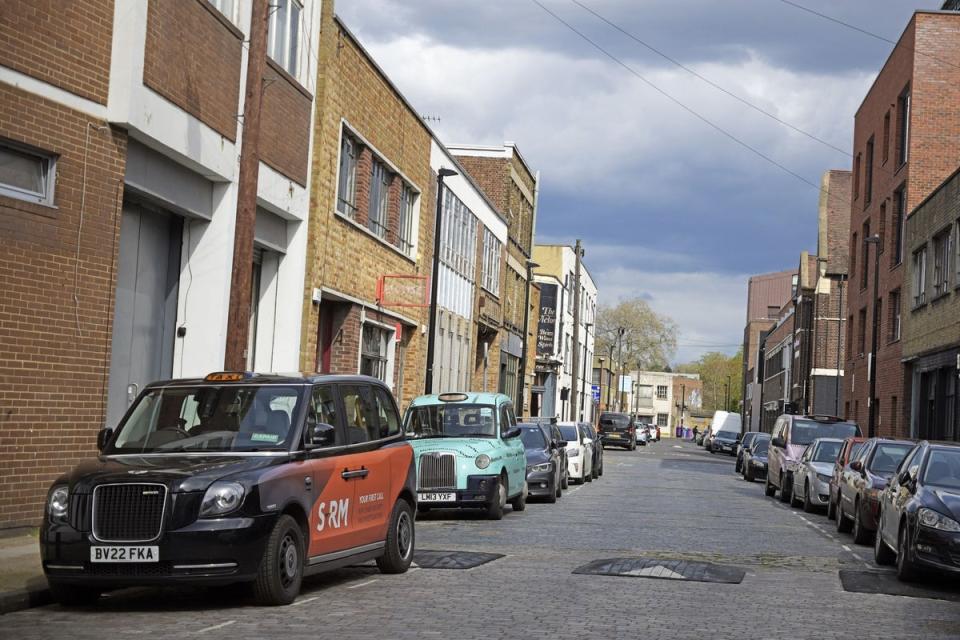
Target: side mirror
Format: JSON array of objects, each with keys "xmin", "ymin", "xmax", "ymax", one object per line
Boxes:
[
  {"xmin": 772, "ymin": 437, "xmax": 786, "ymax": 448},
  {"xmin": 553, "ymin": 440, "xmax": 567, "ymax": 449},
  {"xmin": 305, "ymin": 422, "xmax": 337, "ymax": 448},
  {"xmin": 97, "ymin": 428, "xmax": 113, "ymax": 452},
  {"xmin": 504, "ymin": 427, "xmax": 522, "ymax": 439},
  {"xmin": 850, "ymin": 460, "xmax": 864, "ymax": 473}
]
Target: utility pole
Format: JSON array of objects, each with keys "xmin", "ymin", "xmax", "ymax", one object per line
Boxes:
[
  {"xmin": 725, "ymin": 375, "xmax": 731, "ymax": 412},
  {"xmin": 517, "ymin": 259, "xmax": 539, "ymax": 415},
  {"xmin": 569, "ymin": 240, "xmax": 583, "ymax": 423},
  {"xmin": 424, "ymin": 168, "xmax": 458, "ymax": 394},
  {"xmin": 866, "ymin": 235, "xmax": 881, "ymax": 437},
  {"xmin": 606, "ymin": 344, "xmax": 614, "ymax": 410},
  {"xmin": 579, "ymin": 322, "xmax": 592, "ymax": 421},
  {"xmin": 616, "ymin": 327, "xmax": 625, "ymax": 411},
  {"xmin": 224, "ymin": 0, "xmax": 270, "ymax": 371}
]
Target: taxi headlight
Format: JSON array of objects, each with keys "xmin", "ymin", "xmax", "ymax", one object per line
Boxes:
[
  {"xmin": 918, "ymin": 508, "xmax": 960, "ymax": 532},
  {"xmin": 48, "ymin": 486, "xmax": 69, "ymax": 519},
  {"xmin": 200, "ymin": 482, "xmax": 245, "ymax": 517},
  {"xmin": 475, "ymin": 454, "xmax": 491, "ymax": 470}
]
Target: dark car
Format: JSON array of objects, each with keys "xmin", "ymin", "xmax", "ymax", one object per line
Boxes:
[
  {"xmin": 827, "ymin": 436, "xmax": 866, "ymax": 521},
  {"xmin": 836, "ymin": 437, "xmax": 915, "ymax": 544},
  {"xmin": 710, "ymin": 430, "xmax": 739, "ymax": 455},
  {"xmin": 741, "ymin": 435, "xmax": 770, "ymax": 482},
  {"xmin": 518, "ymin": 424, "xmax": 565, "ymax": 503},
  {"xmin": 523, "ymin": 417, "xmax": 568, "ymax": 489},
  {"xmin": 875, "ymin": 441, "xmax": 960, "ymax": 582},
  {"xmin": 582, "ymin": 423, "xmax": 604, "ymax": 478},
  {"xmin": 39, "ymin": 373, "xmax": 417, "ymax": 607},
  {"xmin": 598, "ymin": 412, "xmax": 636, "ymax": 450},
  {"xmin": 736, "ymin": 432, "xmax": 764, "ymax": 472}
]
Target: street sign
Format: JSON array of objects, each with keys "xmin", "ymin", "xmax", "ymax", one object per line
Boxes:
[{"xmin": 591, "ymin": 385, "xmax": 600, "ymax": 402}]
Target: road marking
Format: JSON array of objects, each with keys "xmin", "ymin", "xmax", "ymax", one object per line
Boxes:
[
  {"xmin": 347, "ymin": 579, "xmax": 379, "ymax": 589},
  {"xmin": 292, "ymin": 596, "xmax": 319, "ymax": 606},
  {"xmin": 196, "ymin": 621, "xmax": 235, "ymax": 634},
  {"xmin": 568, "ymin": 487, "xmax": 582, "ymax": 494}
]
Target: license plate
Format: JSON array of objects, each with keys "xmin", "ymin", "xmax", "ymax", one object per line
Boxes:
[
  {"xmin": 608, "ymin": 433, "xmax": 620, "ymax": 438},
  {"xmin": 418, "ymin": 492, "xmax": 455, "ymax": 503},
  {"xmin": 90, "ymin": 546, "xmax": 159, "ymax": 563}
]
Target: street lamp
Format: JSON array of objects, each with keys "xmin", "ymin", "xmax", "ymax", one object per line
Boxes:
[
  {"xmin": 598, "ymin": 356, "xmax": 606, "ymax": 411},
  {"xmin": 616, "ymin": 327, "xmax": 626, "ymax": 411},
  {"xmin": 865, "ymin": 234, "xmax": 881, "ymax": 438},
  {"xmin": 579, "ymin": 322, "xmax": 593, "ymax": 421},
  {"xmin": 606, "ymin": 344, "xmax": 614, "ymax": 410},
  {"xmin": 517, "ymin": 259, "xmax": 540, "ymax": 415},
  {"xmin": 424, "ymin": 167, "xmax": 458, "ymax": 393}
]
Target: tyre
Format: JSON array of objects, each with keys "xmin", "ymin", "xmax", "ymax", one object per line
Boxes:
[
  {"xmin": 764, "ymin": 475, "xmax": 776, "ymax": 497},
  {"xmin": 874, "ymin": 515, "xmax": 895, "ymax": 566},
  {"xmin": 896, "ymin": 521, "xmax": 920, "ymax": 581},
  {"xmin": 561, "ymin": 472, "xmax": 569, "ymax": 490},
  {"xmin": 790, "ymin": 484, "xmax": 802, "ymax": 508},
  {"xmin": 827, "ymin": 493, "xmax": 837, "ymax": 521},
  {"xmin": 836, "ymin": 500, "xmax": 852, "ymax": 533},
  {"xmin": 803, "ymin": 482, "xmax": 815, "ymax": 513},
  {"xmin": 486, "ymin": 476, "xmax": 506, "ymax": 520},
  {"xmin": 48, "ymin": 581, "xmax": 102, "ymax": 607},
  {"xmin": 509, "ymin": 481, "xmax": 528, "ymax": 512},
  {"xmin": 735, "ymin": 458, "xmax": 742, "ymax": 474},
  {"xmin": 546, "ymin": 479, "xmax": 558, "ymax": 504},
  {"xmin": 591, "ymin": 464, "xmax": 598, "ymax": 480},
  {"xmin": 779, "ymin": 474, "xmax": 791, "ymax": 503},
  {"xmin": 852, "ymin": 499, "xmax": 871, "ymax": 545},
  {"xmin": 376, "ymin": 499, "xmax": 415, "ymax": 574},
  {"xmin": 253, "ymin": 514, "xmax": 304, "ymax": 606},
  {"xmin": 744, "ymin": 465, "xmax": 754, "ymax": 483},
  {"xmin": 555, "ymin": 471, "xmax": 563, "ymax": 498},
  {"xmin": 598, "ymin": 461, "xmax": 604, "ymax": 477},
  {"xmin": 585, "ymin": 468, "xmax": 593, "ymax": 483}
]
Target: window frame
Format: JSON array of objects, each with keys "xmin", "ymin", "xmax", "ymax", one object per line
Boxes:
[
  {"xmin": 912, "ymin": 244, "xmax": 927, "ymax": 308},
  {"xmin": 864, "ymin": 136, "xmax": 874, "ymax": 207},
  {"xmin": 359, "ymin": 322, "xmax": 394, "ymax": 384},
  {"xmin": 481, "ymin": 227, "xmax": 502, "ymax": 296},
  {"xmin": 336, "ymin": 133, "xmax": 359, "ymax": 219},
  {"xmin": 888, "ymin": 289, "xmax": 901, "ymax": 343},
  {"xmin": 267, "ymin": 0, "xmax": 302, "ymax": 78},
  {"xmin": 897, "ymin": 87, "xmax": 910, "ymax": 168},
  {"xmin": 0, "ymin": 139, "xmax": 57, "ymax": 206},
  {"xmin": 893, "ymin": 187, "xmax": 906, "ymax": 265},
  {"xmin": 932, "ymin": 228, "xmax": 952, "ymax": 299},
  {"xmin": 367, "ymin": 158, "xmax": 391, "ymax": 239}
]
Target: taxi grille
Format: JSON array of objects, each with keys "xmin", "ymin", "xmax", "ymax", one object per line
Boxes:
[
  {"xmin": 419, "ymin": 453, "xmax": 456, "ymax": 490},
  {"xmin": 93, "ymin": 483, "xmax": 166, "ymax": 542}
]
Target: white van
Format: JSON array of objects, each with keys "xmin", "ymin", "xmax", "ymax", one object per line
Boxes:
[{"xmin": 710, "ymin": 411, "xmax": 741, "ymax": 435}]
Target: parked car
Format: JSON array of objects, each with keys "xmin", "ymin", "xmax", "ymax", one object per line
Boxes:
[
  {"xmin": 766, "ymin": 414, "xmax": 861, "ymax": 503},
  {"xmin": 543, "ymin": 421, "xmax": 571, "ymax": 489},
  {"xmin": 578, "ymin": 423, "xmax": 602, "ymax": 479},
  {"xmin": 598, "ymin": 412, "xmax": 636, "ymax": 450},
  {"xmin": 875, "ymin": 441, "xmax": 960, "ymax": 581},
  {"xmin": 40, "ymin": 372, "xmax": 417, "ymax": 607},
  {"xmin": 741, "ymin": 433, "xmax": 770, "ymax": 482},
  {"xmin": 582, "ymin": 423, "xmax": 604, "ymax": 478},
  {"xmin": 636, "ymin": 425, "xmax": 649, "ymax": 446},
  {"xmin": 836, "ymin": 437, "xmax": 915, "ymax": 544},
  {"xmin": 518, "ymin": 423, "xmax": 565, "ymax": 503},
  {"xmin": 695, "ymin": 427, "xmax": 708, "ymax": 446},
  {"xmin": 559, "ymin": 422, "xmax": 593, "ymax": 483},
  {"xmin": 735, "ymin": 432, "xmax": 764, "ymax": 473},
  {"xmin": 827, "ymin": 437, "xmax": 866, "ymax": 521},
  {"xmin": 790, "ymin": 438, "xmax": 844, "ymax": 512},
  {"xmin": 710, "ymin": 430, "xmax": 740, "ymax": 455},
  {"xmin": 404, "ymin": 392, "xmax": 527, "ymax": 519}
]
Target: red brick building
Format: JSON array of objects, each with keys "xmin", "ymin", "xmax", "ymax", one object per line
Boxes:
[
  {"xmin": 844, "ymin": 10, "xmax": 960, "ymax": 437},
  {"xmin": 0, "ymin": 0, "xmax": 320, "ymax": 529}
]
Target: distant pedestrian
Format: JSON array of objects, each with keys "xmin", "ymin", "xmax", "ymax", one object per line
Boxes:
[{"xmin": 692, "ymin": 426, "xmax": 699, "ymax": 440}]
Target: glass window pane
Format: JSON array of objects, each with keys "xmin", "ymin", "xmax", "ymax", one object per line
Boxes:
[
  {"xmin": 341, "ymin": 385, "xmax": 376, "ymax": 444},
  {"xmin": 0, "ymin": 145, "xmax": 46, "ymax": 195},
  {"xmin": 270, "ymin": 0, "xmax": 288, "ymax": 64},
  {"xmin": 287, "ymin": 1, "xmax": 300, "ymax": 76}
]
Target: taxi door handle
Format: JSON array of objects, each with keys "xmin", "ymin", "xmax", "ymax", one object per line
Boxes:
[{"xmin": 341, "ymin": 467, "xmax": 368, "ymax": 480}]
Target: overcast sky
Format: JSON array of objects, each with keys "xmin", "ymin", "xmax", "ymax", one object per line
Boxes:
[{"xmin": 337, "ymin": 0, "xmax": 942, "ymax": 364}]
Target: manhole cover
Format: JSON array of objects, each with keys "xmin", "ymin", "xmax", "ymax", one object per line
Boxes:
[
  {"xmin": 573, "ymin": 557, "xmax": 745, "ymax": 584},
  {"xmin": 413, "ymin": 550, "xmax": 504, "ymax": 569},
  {"xmin": 839, "ymin": 570, "xmax": 960, "ymax": 602}
]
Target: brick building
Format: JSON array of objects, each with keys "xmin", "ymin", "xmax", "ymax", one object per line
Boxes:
[
  {"xmin": 301, "ymin": 9, "xmax": 435, "ymax": 410},
  {"xmin": 844, "ymin": 9, "xmax": 960, "ymax": 437},
  {"xmin": 0, "ymin": 0, "xmax": 321, "ymax": 529},
  {"xmin": 447, "ymin": 144, "xmax": 539, "ymax": 410},
  {"xmin": 741, "ymin": 269, "xmax": 797, "ymax": 430},
  {"xmin": 760, "ymin": 300, "xmax": 796, "ymax": 431},
  {"xmin": 790, "ymin": 170, "xmax": 852, "ymax": 418},
  {"xmin": 903, "ymin": 165, "xmax": 960, "ymax": 441}
]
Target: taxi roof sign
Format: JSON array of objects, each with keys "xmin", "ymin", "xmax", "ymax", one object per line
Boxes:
[
  {"xmin": 204, "ymin": 372, "xmax": 250, "ymax": 382},
  {"xmin": 437, "ymin": 392, "xmax": 469, "ymax": 402}
]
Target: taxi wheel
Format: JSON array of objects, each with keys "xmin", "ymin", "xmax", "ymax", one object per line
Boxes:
[
  {"xmin": 253, "ymin": 514, "xmax": 304, "ymax": 606},
  {"xmin": 377, "ymin": 499, "xmax": 415, "ymax": 574},
  {"xmin": 487, "ymin": 477, "xmax": 506, "ymax": 520},
  {"xmin": 561, "ymin": 472, "xmax": 569, "ymax": 490},
  {"xmin": 509, "ymin": 481, "xmax": 528, "ymax": 512},
  {"xmin": 48, "ymin": 581, "xmax": 101, "ymax": 607}
]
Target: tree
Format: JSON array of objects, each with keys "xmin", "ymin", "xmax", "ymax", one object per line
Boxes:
[
  {"xmin": 595, "ymin": 298, "xmax": 678, "ymax": 373},
  {"xmin": 678, "ymin": 349, "xmax": 744, "ymax": 412}
]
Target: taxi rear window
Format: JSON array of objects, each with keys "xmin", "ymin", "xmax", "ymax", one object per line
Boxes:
[{"xmin": 108, "ymin": 385, "xmax": 303, "ymax": 453}]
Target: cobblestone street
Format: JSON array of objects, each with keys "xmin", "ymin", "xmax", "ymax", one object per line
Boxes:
[{"xmin": 4, "ymin": 441, "xmax": 960, "ymax": 640}]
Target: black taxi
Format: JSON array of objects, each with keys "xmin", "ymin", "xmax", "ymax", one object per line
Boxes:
[{"xmin": 41, "ymin": 373, "xmax": 417, "ymax": 606}]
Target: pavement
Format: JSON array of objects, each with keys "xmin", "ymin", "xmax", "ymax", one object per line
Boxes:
[
  {"xmin": 0, "ymin": 529, "xmax": 50, "ymax": 614},
  {"xmin": 3, "ymin": 440, "xmax": 960, "ymax": 638}
]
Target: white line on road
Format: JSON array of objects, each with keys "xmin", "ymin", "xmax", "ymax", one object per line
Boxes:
[
  {"xmin": 196, "ymin": 620, "xmax": 236, "ymax": 634},
  {"xmin": 347, "ymin": 579, "xmax": 379, "ymax": 589},
  {"xmin": 292, "ymin": 596, "xmax": 319, "ymax": 606}
]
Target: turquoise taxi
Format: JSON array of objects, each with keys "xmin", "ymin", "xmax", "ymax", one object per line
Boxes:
[{"xmin": 403, "ymin": 392, "xmax": 527, "ymax": 519}]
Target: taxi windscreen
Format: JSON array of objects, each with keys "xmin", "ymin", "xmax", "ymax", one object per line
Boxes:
[
  {"xmin": 108, "ymin": 385, "xmax": 303, "ymax": 453},
  {"xmin": 404, "ymin": 404, "xmax": 497, "ymax": 439}
]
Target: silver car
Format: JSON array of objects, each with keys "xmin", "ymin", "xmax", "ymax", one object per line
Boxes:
[{"xmin": 791, "ymin": 438, "xmax": 845, "ymax": 512}]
